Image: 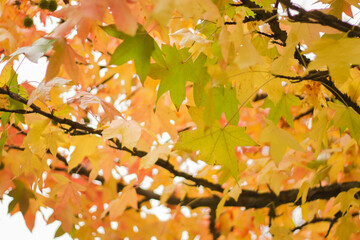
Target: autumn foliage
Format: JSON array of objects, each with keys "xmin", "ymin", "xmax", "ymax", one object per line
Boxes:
[{"xmin": 2, "ymin": 0, "xmax": 360, "ymax": 239}]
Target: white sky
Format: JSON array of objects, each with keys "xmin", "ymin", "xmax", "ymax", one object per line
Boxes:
[{"xmin": 0, "ymin": 195, "xmax": 71, "ymax": 240}]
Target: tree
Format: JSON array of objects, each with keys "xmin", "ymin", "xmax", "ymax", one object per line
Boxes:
[{"xmin": 1, "ymin": 0, "xmax": 360, "ymax": 239}]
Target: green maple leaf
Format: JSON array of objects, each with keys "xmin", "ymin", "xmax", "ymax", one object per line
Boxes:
[
  {"xmin": 175, "ymin": 124, "xmax": 257, "ymax": 176},
  {"xmin": 104, "ymin": 24, "xmax": 155, "ymax": 84},
  {"xmin": 328, "ymin": 102, "xmax": 360, "ymax": 140},
  {"xmin": 266, "ymin": 93, "xmax": 301, "ymax": 127},
  {"xmin": 152, "ymin": 45, "xmax": 207, "ymax": 109},
  {"xmin": 8, "ymin": 180, "xmax": 35, "ymax": 215},
  {"xmin": 214, "ymin": 86, "xmax": 239, "ymax": 125}
]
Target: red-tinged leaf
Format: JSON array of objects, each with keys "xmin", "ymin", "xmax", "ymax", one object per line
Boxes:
[
  {"xmin": 23, "ymin": 199, "xmax": 37, "ymax": 232},
  {"xmin": 0, "ymin": 169, "xmax": 14, "ymax": 196},
  {"xmin": 52, "ymin": 0, "xmax": 107, "ymax": 40},
  {"xmin": 102, "ymin": 182, "xmax": 138, "ymax": 220},
  {"xmin": 27, "ymin": 77, "xmax": 70, "ymax": 107},
  {"xmin": 45, "ymin": 38, "xmax": 85, "ymax": 84},
  {"xmin": 48, "ymin": 204, "xmax": 76, "ymax": 233},
  {"xmin": 51, "ymin": 174, "xmax": 86, "ymax": 211},
  {"xmin": 89, "ymin": 148, "xmax": 117, "ymax": 182},
  {"xmin": 106, "ymin": 0, "xmax": 138, "ymax": 36},
  {"xmin": 344, "ymin": 2, "xmax": 353, "ymax": 18},
  {"xmin": 128, "ymin": 158, "xmax": 153, "ymax": 184},
  {"xmin": 73, "ymin": 91, "xmax": 124, "ymax": 123}
]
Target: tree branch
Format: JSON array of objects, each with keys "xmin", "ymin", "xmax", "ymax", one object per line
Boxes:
[
  {"xmin": 279, "ymin": 0, "xmax": 360, "ymax": 38},
  {"xmin": 6, "ymin": 144, "xmax": 360, "ymax": 211},
  {"xmin": 291, "ymin": 211, "xmax": 360, "ymax": 236},
  {"xmin": 0, "ymin": 108, "xmax": 35, "ymax": 114},
  {"xmin": 0, "ymin": 88, "xmax": 225, "ymax": 193},
  {"xmin": 232, "ymin": 0, "xmax": 287, "ymax": 44},
  {"xmin": 209, "ymin": 207, "xmax": 220, "ymax": 239},
  {"xmin": 0, "ymin": 87, "xmax": 102, "ymax": 135},
  {"xmin": 273, "ymin": 70, "xmax": 360, "ymax": 115}
]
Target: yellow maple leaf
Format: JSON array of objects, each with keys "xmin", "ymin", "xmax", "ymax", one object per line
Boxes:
[
  {"xmin": 102, "ymin": 119, "xmax": 142, "ymax": 149},
  {"xmin": 335, "ymin": 212, "xmax": 358, "ymax": 240},
  {"xmin": 260, "ymin": 119, "xmax": 304, "ymax": 164},
  {"xmin": 306, "ymin": 37, "xmax": 360, "ymax": 84},
  {"xmin": 42, "ymin": 129, "xmax": 66, "ymax": 157},
  {"xmin": 295, "ymin": 181, "xmax": 310, "ymax": 205},
  {"xmin": 269, "ymin": 225, "xmax": 292, "ymax": 240},
  {"xmin": 308, "ymin": 109, "xmax": 329, "ymax": 156},
  {"xmin": 0, "ymin": 64, "xmax": 13, "ymax": 87},
  {"xmin": 69, "ymin": 135, "xmax": 104, "ymax": 170},
  {"xmin": 334, "ymin": 188, "xmax": 360, "ymax": 213},
  {"xmin": 140, "ymin": 143, "xmax": 172, "ymax": 169},
  {"xmin": 234, "ymin": 38, "xmax": 263, "ymax": 69}
]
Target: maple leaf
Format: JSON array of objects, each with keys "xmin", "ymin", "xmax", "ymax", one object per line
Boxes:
[
  {"xmin": 175, "ymin": 124, "xmax": 257, "ymax": 176},
  {"xmin": 102, "ymin": 182, "xmax": 138, "ymax": 220},
  {"xmin": 0, "ymin": 27, "xmax": 16, "ymax": 53},
  {"xmin": 295, "ymin": 181, "xmax": 310, "ymax": 205},
  {"xmin": 9, "ymin": 38, "xmax": 55, "ymax": 63},
  {"xmin": 334, "ymin": 188, "xmax": 360, "ymax": 213},
  {"xmin": 170, "ymin": 28, "xmax": 213, "ymax": 60},
  {"xmin": 306, "ymin": 37, "xmax": 360, "ymax": 83},
  {"xmin": 102, "ymin": 118, "xmax": 142, "ymax": 149},
  {"xmin": 150, "ymin": 0, "xmax": 175, "ymax": 26},
  {"xmin": 269, "ymin": 225, "xmax": 291, "ymax": 240},
  {"xmin": 259, "ymin": 119, "xmax": 304, "ymax": 164},
  {"xmin": 4, "ymin": 0, "xmax": 360, "ymax": 238},
  {"xmin": 8, "ymin": 179, "xmax": 35, "ymax": 216},
  {"xmin": 140, "ymin": 143, "xmax": 172, "ymax": 169},
  {"xmin": 45, "ymin": 38, "xmax": 85, "ymax": 84},
  {"xmin": 104, "ymin": 24, "xmax": 155, "ymax": 83},
  {"xmin": 23, "ymin": 118, "xmax": 51, "ymax": 153},
  {"xmin": 69, "ymin": 135, "xmax": 104, "ymax": 170},
  {"xmin": 335, "ymin": 212, "xmax": 358, "ymax": 240},
  {"xmin": 106, "ymin": 0, "xmax": 138, "ymax": 36},
  {"xmin": 27, "ymin": 77, "xmax": 70, "ymax": 107},
  {"xmin": 73, "ymin": 91, "xmax": 124, "ymax": 123},
  {"xmin": 266, "ymin": 93, "xmax": 301, "ymax": 127},
  {"xmin": 328, "ymin": 102, "xmax": 360, "ymax": 141},
  {"xmin": 52, "ymin": 0, "xmax": 107, "ymax": 40},
  {"xmin": 89, "ymin": 148, "xmax": 117, "ymax": 182},
  {"xmin": 234, "ymin": 38, "xmax": 263, "ymax": 69},
  {"xmin": 42, "ymin": 129, "xmax": 66, "ymax": 157},
  {"xmin": 214, "ymin": 86, "xmax": 239, "ymax": 125},
  {"xmin": 0, "ymin": 64, "xmax": 14, "ymax": 87},
  {"xmin": 51, "ymin": 173, "xmax": 86, "ymax": 211},
  {"xmin": 308, "ymin": 109, "xmax": 329, "ymax": 155},
  {"xmin": 153, "ymin": 45, "xmax": 207, "ymax": 109}
]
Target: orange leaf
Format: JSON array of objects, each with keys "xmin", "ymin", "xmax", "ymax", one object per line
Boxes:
[
  {"xmin": 107, "ymin": 0, "xmax": 138, "ymax": 36},
  {"xmin": 102, "ymin": 181, "xmax": 138, "ymax": 220},
  {"xmin": 45, "ymin": 38, "xmax": 85, "ymax": 84}
]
